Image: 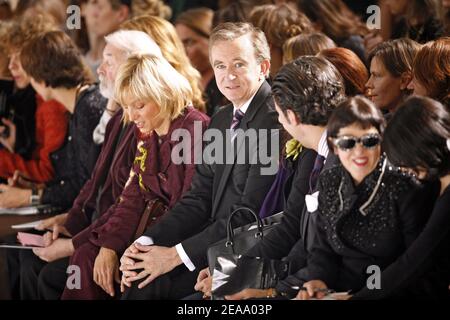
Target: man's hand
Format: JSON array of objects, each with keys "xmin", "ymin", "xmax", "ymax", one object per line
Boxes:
[
  {"xmin": 35, "ymin": 213, "xmax": 68, "ymax": 231},
  {"xmin": 0, "ymin": 184, "xmax": 31, "ymax": 208},
  {"xmin": 225, "ymin": 288, "xmax": 270, "ymax": 300},
  {"xmin": 93, "ymin": 247, "xmax": 120, "ymax": 297},
  {"xmin": 119, "ymin": 243, "xmax": 140, "ymax": 292},
  {"xmin": 33, "ymin": 238, "xmax": 74, "ymax": 262},
  {"xmin": 194, "ymin": 267, "xmax": 212, "ymax": 298},
  {"xmin": 296, "ymin": 280, "xmax": 328, "ymax": 300},
  {"xmin": 119, "ymin": 244, "xmax": 182, "ymax": 289},
  {"xmin": 0, "ymin": 118, "xmax": 16, "ymax": 152}
]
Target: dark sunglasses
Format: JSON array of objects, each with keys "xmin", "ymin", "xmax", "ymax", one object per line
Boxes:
[{"xmin": 333, "ymin": 133, "xmax": 382, "ymax": 151}]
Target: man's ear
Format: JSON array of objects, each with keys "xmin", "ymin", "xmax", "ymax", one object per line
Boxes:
[
  {"xmin": 400, "ymin": 71, "xmax": 412, "ymax": 90},
  {"xmin": 286, "ymin": 109, "xmax": 300, "ymax": 126},
  {"xmin": 259, "ymin": 59, "xmax": 270, "ymax": 80}
]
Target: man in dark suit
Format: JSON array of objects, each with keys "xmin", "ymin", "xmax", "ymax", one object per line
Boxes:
[
  {"xmin": 119, "ymin": 22, "xmax": 280, "ymax": 300},
  {"xmin": 222, "ymin": 56, "xmax": 347, "ymax": 300}
]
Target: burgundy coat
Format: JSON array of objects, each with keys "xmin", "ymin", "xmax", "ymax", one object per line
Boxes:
[
  {"xmin": 64, "ymin": 109, "xmax": 136, "ymax": 247},
  {"xmin": 67, "ymin": 106, "xmax": 209, "ymax": 254}
]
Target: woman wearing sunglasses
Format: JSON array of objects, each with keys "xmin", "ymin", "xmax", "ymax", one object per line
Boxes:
[{"xmin": 295, "ymin": 96, "xmax": 437, "ymax": 300}]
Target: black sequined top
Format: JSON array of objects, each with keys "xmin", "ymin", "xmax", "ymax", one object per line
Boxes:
[
  {"xmin": 42, "ymin": 85, "xmax": 106, "ymax": 210},
  {"xmin": 294, "ymin": 156, "xmax": 436, "ymax": 292}
]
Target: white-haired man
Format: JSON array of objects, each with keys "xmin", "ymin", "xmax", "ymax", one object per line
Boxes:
[{"xmin": 93, "ymin": 30, "xmax": 162, "ymax": 144}]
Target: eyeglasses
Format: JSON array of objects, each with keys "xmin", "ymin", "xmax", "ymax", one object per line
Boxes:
[{"xmin": 333, "ymin": 133, "xmax": 382, "ymax": 151}]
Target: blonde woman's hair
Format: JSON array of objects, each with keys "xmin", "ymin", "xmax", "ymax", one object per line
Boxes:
[
  {"xmin": 283, "ymin": 32, "xmax": 336, "ymax": 64},
  {"xmin": 115, "ymin": 54, "xmax": 193, "ymax": 122},
  {"xmin": 120, "ymin": 15, "xmax": 205, "ymax": 112}
]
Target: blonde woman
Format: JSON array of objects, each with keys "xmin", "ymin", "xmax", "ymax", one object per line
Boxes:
[{"xmin": 34, "ymin": 54, "xmax": 209, "ymax": 300}]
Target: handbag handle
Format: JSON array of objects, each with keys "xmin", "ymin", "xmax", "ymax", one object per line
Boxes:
[{"xmin": 225, "ymin": 207, "xmax": 264, "ymax": 248}]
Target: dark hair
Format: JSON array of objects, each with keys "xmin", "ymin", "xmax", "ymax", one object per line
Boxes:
[
  {"xmin": 318, "ymin": 47, "xmax": 368, "ymax": 96},
  {"xmin": 297, "ymin": 0, "xmax": 368, "ymax": 40},
  {"xmin": 20, "ymin": 30, "xmax": 92, "ymax": 89},
  {"xmin": 212, "ymin": 0, "xmax": 252, "ymax": 28},
  {"xmin": 383, "ymin": 96, "xmax": 450, "ymax": 179},
  {"xmin": 272, "ymin": 55, "xmax": 346, "ymax": 126},
  {"xmin": 327, "ymin": 96, "xmax": 385, "ymax": 152},
  {"xmin": 368, "ymin": 38, "xmax": 421, "ymax": 78}
]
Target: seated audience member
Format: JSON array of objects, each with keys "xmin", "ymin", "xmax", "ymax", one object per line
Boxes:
[
  {"xmin": 12, "ymin": 30, "xmax": 163, "ymax": 300},
  {"xmin": 0, "ymin": 31, "xmax": 105, "ymax": 211},
  {"xmin": 283, "ymin": 32, "xmax": 336, "ymax": 64},
  {"xmin": 121, "ymin": 15, "xmax": 207, "ymax": 115},
  {"xmin": 0, "ymin": 14, "xmax": 68, "ymax": 182},
  {"xmin": 81, "ymin": 0, "xmax": 131, "ymax": 78},
  {"xmin": 196, "ymin": 56, "xmax": 347, "ymax": 300},
  {"xmin": 408, "ymin": 37, "xmax": 450, "ymax": 108},
  {"xmin": 32, "ymin": 53, "xmax": 209, "ymax": 300},
  {"xmin": 119, "ymin": 22, "xmax": 280, "ymax": 300},
  {"xmin": 366, "ymin": 38, "xmax": 421, "ymax": 115},
  {"xmin": 385, "ymin": 0, "xmax": 444, "ymax": 43},
  {"xmin": 291, "ymin": 96, "xmax": 436, "ymax": 299},
  {"xmin": 318, "ymin": 47, "xmax": 368, "ymax": 96},
  {"xmin": 297, "ymin": 0, "xmax": 368, "ymax": 64},
  {"xmin": 174, "ymin": 8, "xmax": 226, "ymax": 116},
  {"xmin": 352, "ymin": 96, "xmax": 450, "ymax": 300},
  {"xmin": 250, "ymin": 3, "xmax": 313, "ymax": 76}
]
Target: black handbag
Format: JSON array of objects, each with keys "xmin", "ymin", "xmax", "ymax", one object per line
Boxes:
[
  {"xmin": 211, "ymin": 254, "xmax": 289, "ymax": 300},
  {"xmin": 207, "ymin": 207, "xmax": 283, "ymax": 274},
  {"xmin": 206, "ymin": 208, "xmax": 287, "ymax": 299}
]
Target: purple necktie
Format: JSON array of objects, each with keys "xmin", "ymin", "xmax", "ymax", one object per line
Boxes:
[
  {"xmin": 309, "ymin": 154, "xmax": 325, "ymax": 193},
  {"xmin": 231, "ymin": 109, "xmax": 245, "ymax": 138}
]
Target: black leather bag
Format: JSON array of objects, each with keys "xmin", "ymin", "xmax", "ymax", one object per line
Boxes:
[
  {"xmin": 211, "ymin": 254, "xmax": 289, "ymax": 300},
  {"xmin": 206, "ymin": 208, "xmax": 287, "ymax": 299},
  {"xmin": 207, "ymin": 207, "xmax": 283, "ymax": 273}
]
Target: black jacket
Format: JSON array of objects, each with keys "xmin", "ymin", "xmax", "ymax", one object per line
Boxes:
[
  {"xmin": 352, "ymin": 180, "xmax": 448, "ymax": 299},
  {"xmin": 42, "ymin": 85, "xmax": 106, "ymax": 210},
  {"xmin": 246, "ymin": 148, "xmax": 317, "ymax": 260},
  {"xmin": 277, "ymin": 157, "xmax": 437, "ymax": 296},
  {"xmin": 144, "ymin": 81, "xmax": 281, "ymax": 268}
]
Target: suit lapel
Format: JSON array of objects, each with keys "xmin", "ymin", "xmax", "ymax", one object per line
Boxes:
[{"xmin": 211, "ymin": 81, "xmax": 271, "ymax": 217}]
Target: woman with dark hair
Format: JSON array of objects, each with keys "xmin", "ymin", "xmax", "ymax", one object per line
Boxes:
[
  {"xmin": 318, "ymin": 47, "xmax": 368, "ymax": 97},
  {"xmin": 385, "ymin": 0, "xmax": 444, "ymax": 43},
  {"xmin": 408, "ymin": 37, "xmax": 450, "ymax": 108},
  {"xmin": 174, "ymin": 8, "xmax": 226, "ymax": 116},
  {"xmin": 366, "ymin": 38, "xmax": 421, "ymax": 114},
  {"xmin": 352, "ymin": 96, "xmax": 450, "ymax": 299},
  {"xmin": 294, "ymin": 96, "xmax": 436, "ymax": 299},
  {"xmin": 0, "ymin": 30, "xmax": 105, "ymax": 211},
  {"xmin": 297, "ymin": 0, "xmax": 368, "ymax": 63}
]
